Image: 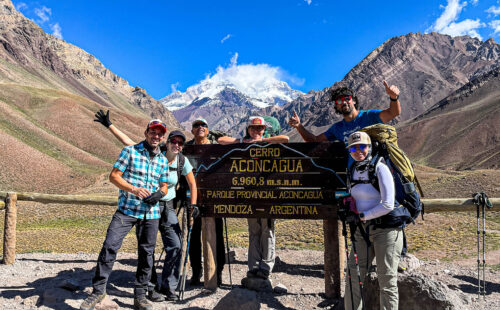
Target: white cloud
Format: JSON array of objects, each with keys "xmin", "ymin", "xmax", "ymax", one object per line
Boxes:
[
  {"xmin": 170, "ymin": 82, "xmax": 180, "ymax": 93},
  {"xmin": 50, "ymin": 23, "xmax": 63, "ymax": 39},
  {"xmin": 490, "ymin": 20, "xmax": 500, "ymax": 34},
  {"xmin": 34, "ymin": 6, "xmax": 51, "ymax": 23},
  {"xmin": 304, "ymin": 0, "xmax": 312, "ymax": 5},
  {"xmin": 486, "ymin": 6, "xmax": 500, "ymax": 16},
  {"xmin": 427, "ymin": 0, "xmax": 485, "ymax": 40},
  {"xmin": 221, "ymin": 34, "xmax": 232, "ymax": 44},
  {"xmin": 471, "ymin": 0, "xmax": 478, "ymax": 5},
  {"xmin": 15, "ymin": 2, "xmax": 27, "ymax": 11},
  {"xmin": 200, "ymin": 53, "xmax": 305, "ymax": 97}
]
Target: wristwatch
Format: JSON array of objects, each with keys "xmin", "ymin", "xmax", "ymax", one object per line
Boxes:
[{"xmin": 390, "ymin": 95, "xmax": 399, "ymax": 102}]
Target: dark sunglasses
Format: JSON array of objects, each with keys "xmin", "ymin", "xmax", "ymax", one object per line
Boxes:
[
  {"xmin": 335, "ymin": 96, "xmax": 352, "ymax": 105},
  {"xmin": 168, "ymin": 139, "xmax": 184, "ymax": 146},
  {"xmin": 349, "ymin": 144, "xmax": 368, "ymax": 153},
  {"xmin": 192, "ymin": 123, "xmax": 208, "ymax": 128}
]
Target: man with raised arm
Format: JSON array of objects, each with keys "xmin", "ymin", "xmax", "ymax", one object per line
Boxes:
[
  {"xmin": 80, "ymin": 120, "xmax": 169, "ymax": 310},
  {"xmin": 288, "ymin": 81, "xmax": 401, "ymax": 145}
]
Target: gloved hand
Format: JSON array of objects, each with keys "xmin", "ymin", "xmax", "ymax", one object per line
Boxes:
[
  {"xmin": 94, "ymin": 109, "xmax": 112, "ymax": 128},
  {"xmin": 143, "ymin": 191, "xmax": 165, "ymax": 205},
  {"xmin": 190, "ymin": 204, "xmax": 200, "ymax": 219}
]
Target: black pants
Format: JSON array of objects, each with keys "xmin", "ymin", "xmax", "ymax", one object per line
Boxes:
[
  {"xmin": 92, "ymin": 210, "xmax": 159, "ymax": 298},
  {"xmin": 150, "ymin": 200, "xmax": 182, "ymax": 292},
  {"xmin": 189, "ymin": 217, "xmax": 225, "ymax": 277}
]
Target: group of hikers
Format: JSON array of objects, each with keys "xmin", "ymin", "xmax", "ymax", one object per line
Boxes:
[{"xmin": 80, "ymin": 81, "xmax": 405, "ymax": 310}]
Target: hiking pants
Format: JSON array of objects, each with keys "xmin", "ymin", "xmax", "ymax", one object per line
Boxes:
[
  {"xmin": 92, "ymin": 210, "xmax": 159, "ymax": 298},
  {"xmin": 150, "ymin": 200, "xmax": 182, "ymax": 292},
  {"xmin": 189, "ymin": 216, "xmax": 225, "ymax": 278},
  {"xmin": 247, "ymin": 218, "xmax": 275, "ymax": 272},
  {"xmin": 344, "ymin": 224, "xmax": 403, "ymax": 310}
]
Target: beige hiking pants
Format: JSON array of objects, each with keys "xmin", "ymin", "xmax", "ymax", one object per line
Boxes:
[
  {"xmin": 344, "ymin": 224, "xmax": 403, "ymax": 310},
  {"xmin": 247, "ymin": 218, "xmax": 276, "ymax": 272}
]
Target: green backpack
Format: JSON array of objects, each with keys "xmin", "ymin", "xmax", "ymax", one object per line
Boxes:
[{"xmin": 263, "ymin": 116, "xmax": 281, "ymax": 138}]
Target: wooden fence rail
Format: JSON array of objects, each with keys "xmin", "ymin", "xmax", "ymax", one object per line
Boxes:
[
  {"xmin": 1, "ymin": 191, "xmax": 497, "ymax": 296},
  {"xmin": 1, "ymin": 191, "xmax": 498, "ymax": 212}
]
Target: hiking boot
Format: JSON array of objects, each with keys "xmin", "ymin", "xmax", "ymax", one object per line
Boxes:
[
  {"xmin": 134, "ymin": 296, "xmax": 152, "ymax": 310},
  {"xmin": 147, "ymin": 288, "xmax": 165, "ymax": 302},
  {"xmin": 256, "ymin": 269, "xmax": 270, "ymax": 279},
  {"xmin": 160, "ymin": 288, "xmax": 179, "ymax": 301},
  {"xmin": 246, "ymin": 269, "xmax": 259, "ymax": 278},
  {"xmin": 80, "ymin": 292, "xmax": 106, "ymax": 310}
]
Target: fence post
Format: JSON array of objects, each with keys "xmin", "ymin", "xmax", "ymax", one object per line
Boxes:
[
  {"xmin": 3, "ymin": 192, "xmax": 17, "ymax": 265},
  {"xmin": 323, "ymin": 218, "xmax": 344, "ymax": 299},
  {"xmin": 202, "ymin": 217, "xmax": 218, "ymax": 290}
]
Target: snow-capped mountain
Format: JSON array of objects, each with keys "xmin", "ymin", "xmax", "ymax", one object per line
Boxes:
[{"xmin": 160, "ymin": 54, "xmax": 303, "ymax": 111}]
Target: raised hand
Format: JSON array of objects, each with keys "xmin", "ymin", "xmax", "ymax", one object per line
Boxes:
[
  {"xmin": 288, "ymin": 110, "xmax": 301, "ymax": 128},
  {"xmin": 383, "ymin": 80, "xmax": 400, "ymax": 100},
  {"xmin": 94, "ymin": 109, "xmax": 112, "ymax": 128}
]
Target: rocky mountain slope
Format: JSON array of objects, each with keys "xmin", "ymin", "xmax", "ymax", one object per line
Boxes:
[
  {"xmin": 0, "ymin": 0, "xmax": 181, "ymax": 193},
  {"xmin": 398, "ymin": 65, "xmax": 500, "ymax": 170},
  {"xmin": 276, "ymin": 33, "xmax": 500, "ymax": 135}
]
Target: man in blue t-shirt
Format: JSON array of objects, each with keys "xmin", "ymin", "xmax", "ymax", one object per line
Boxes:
[{"xmin": 288, "ymin": 81, "xmax": 401, "ymax": 145}]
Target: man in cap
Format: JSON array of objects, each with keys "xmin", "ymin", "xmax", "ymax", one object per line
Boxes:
[
  {"xmin": 185, "ymin": 118, "xmax": 227, "ymax": 286},
  {"xmin": 81, "ymin": 119, "xmax": 169, "ymax": 310},
  {"xmin": 288, "ymin": 81, "xmax": 401, "ymax": 147},
  {"xmin": 219, "ymin": 116, "xmax": 289, "ymax": 281}
]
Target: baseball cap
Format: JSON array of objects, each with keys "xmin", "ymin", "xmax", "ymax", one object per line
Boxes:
[
  {"xmin": 168, "ymin": 130, "xmax": 186, "ymax": 141},
  {"xmin": 192, "ymin": 118, "xmax": 208, "ymax": 127},
  {"xmin": 346, "ymin": 131, "xmax": 371, "ymax": 148},
  {"xmin": 147, "ymin": 119, "xmax": 167, "ymax": 133},
  {"xmin": 247, "ymin": 116, "xmax": 269, "ymax": 127}
]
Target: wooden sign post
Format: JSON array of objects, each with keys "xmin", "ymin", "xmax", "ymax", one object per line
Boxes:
[{"xmin": 183, "ymin": 142, "xmax": 347, "ymax": 297}]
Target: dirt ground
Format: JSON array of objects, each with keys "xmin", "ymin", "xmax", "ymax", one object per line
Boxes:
[{"xmin": 0, "ymin": 247, "xmax": 499, "ymax": 310}]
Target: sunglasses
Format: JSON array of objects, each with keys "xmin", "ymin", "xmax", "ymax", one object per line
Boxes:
[
  {"xmin": 168, "ymin": 139, "xmax": 184, "ymax": 146},
  {"xmin": 192, "ymin": 123, "xmax": 208, "ymax": 128},
  {"xmin": 335, "ymin": 96, "xmax": 352, "ymax": 105},
  {"xmin": 349, "ymin": 144, "xmax": 368, "ymax": 153}
]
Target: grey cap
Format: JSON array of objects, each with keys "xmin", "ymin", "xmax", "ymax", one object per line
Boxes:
[{"xmin": 168, "ymin": 130, "xmax": 186, "ymax": 141}]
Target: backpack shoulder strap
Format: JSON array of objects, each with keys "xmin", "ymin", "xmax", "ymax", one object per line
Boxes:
[{"xmin": 177, "ymin": 153, "xmax": 185, "ymax": 181}]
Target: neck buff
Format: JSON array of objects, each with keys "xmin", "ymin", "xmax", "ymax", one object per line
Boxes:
[
  {"xmin": 143, "ymin": 140, "xmax": 160, "ymax": 157},
  {"xmin": 353, "ymin": 145, "xmax": 373, "ymax": 172}
]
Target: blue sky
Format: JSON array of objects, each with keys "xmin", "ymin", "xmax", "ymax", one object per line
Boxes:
[{"xmin": 12, "ymin": 0, "xmax": 500, "ymax": 99}]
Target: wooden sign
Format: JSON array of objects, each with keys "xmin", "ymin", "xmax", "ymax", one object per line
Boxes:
[{"xmin": 183, "ymin": 142, "xmax": 348, "ymax": 219}]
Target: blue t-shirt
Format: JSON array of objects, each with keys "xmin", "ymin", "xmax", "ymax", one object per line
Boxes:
[
  {"xmin": 162, "ymin": 155, "xmax": 194, "ymax": 201},
  {"xmin": 324, "ymin": 110, "xmax": 382, "ymax": 144},
  {"xmin": 323, "ymin": 110, "xmax": 382, "ymax": 167}
]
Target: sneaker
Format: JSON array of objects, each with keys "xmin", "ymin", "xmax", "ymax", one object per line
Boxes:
[
  {"xmin": 147, "ymin": 289, "xmax": 165, "ymax": 302},
  {"xmin": 256, "ymin": 269, "xmax": 270, "ymax": 279},
  {"xmin": 134, "ymin": 296, "xmax": 152, "ymax": 310},
  {"xmin": 80, "ymin": 292, "xmax": 106, "ymax": 310}
]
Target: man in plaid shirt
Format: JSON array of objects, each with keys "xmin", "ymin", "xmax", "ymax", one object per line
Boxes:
[{"xmin": 81, "ymin": 120, "xmax": 169, "ymax": 310}]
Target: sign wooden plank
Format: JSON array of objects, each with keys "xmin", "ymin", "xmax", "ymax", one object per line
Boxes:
[{"xmin": 200, "ymin": 203, "xmax": 338, "ymax": 219}]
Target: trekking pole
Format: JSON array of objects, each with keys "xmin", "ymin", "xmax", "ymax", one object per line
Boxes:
[
  {"xmin": 474, "ymin": 193, "xmax": 481, "ymax": 299},
  {"xmin": 179, "ymin": 224, "xmax": 192, "ymax": 301},
  {"xmin": 223, "ymin": 217, "xmax": 233, "ymax": 287},
  {"xmin": 348, "ymin": 221, "xmax": 366, "ymax": 310},
  {"xmin": 341, "ymin": 216, "xmax": 355, "ymax": 308}
]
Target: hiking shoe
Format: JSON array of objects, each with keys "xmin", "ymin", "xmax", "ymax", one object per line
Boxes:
[
  {"xmin": 134, "ymin": 296, "xmax": 152, "ymax": 310},
  {"xmin": 162, "ymin": 289, "xmax": 179, "ymax": 301},
  {"xmin": 147, "ymin": 289, "xmax": 165, "ymax": 302},
  {"xmin": 80, "ymin": 292, "xmax": 106, "ymax": 310},
  {"xmin": 256, "ymin": 269, "xmax": 270, "ymax": 279}
]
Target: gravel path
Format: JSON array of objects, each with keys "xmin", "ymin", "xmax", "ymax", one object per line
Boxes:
[{"xmin": 0, "ymin": 248, "xmax": 499, "ymax": 309}]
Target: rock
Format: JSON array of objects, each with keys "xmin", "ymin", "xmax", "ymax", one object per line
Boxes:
[
  {"xmin": 42, "ymin": 287, "xmax": 73, "ymax": 305},
  {"xmin": 94, "ymin": 295, "xmax": 119, "ymax": 310},
  {"xmin": 398, "ymin": 254, "xmax": 421, "ymax": 273},
  {"xmin": 22, "ymin": 295, "xmax": 39, "ymax": 307},
  {"xmin": 362, "ymin": 272, "xmax": 466, "ymax": 310},
  {"xmin": 241, "ymin": 276, "xmax": 273, "ymax": 292},
  {"xmin": 273, "ymin": 283, "xmax": 288, "ymax": 294},
  {"xmin": 59, "ymin": 278, "xmax": 80, "ymax": 291},
  {"xmin": 449, "ymin": 226, "xmax": 455, "ymax": 231},
  {"xmin": 213, "ymin": 288, "xmax": 260, "ymax": 310}
]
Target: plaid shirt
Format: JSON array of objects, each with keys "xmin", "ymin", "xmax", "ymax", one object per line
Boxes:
[{"xmin": 113, "ymin": 141, "xmax": 168, "ymax": 219}]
